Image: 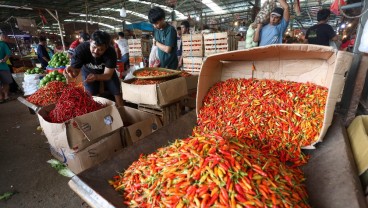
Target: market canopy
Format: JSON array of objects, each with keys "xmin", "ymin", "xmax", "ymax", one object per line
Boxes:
[{"xmin": 126, "ymin": 22, "xmax": 153, "ymax": 32}]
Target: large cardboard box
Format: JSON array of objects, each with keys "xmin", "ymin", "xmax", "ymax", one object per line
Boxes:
[
  {"xmin": 121, "ymin": 77, "xmax": 188, "ymax": 107},
  {"xmin": 118, "ymin": 106, "xmax": 162, "ymax": 145},
  {"xmin": 50, "ymin": 131, "xmax": 122, "ymax": 174},
  {"xmin": 38, "ymin": 97, "xmax": 124, "ymax": 152},
  {"xmin": 196, "ymin": 44, "xmax": 354, "ymax": 148},
  {"xmin": 184, "ymin": 75, "xmax": 199, "ymax": 92}
]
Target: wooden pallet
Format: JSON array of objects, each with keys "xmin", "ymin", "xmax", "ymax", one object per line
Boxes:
[
  {"xmin": 203, "ymin": 32, "xmax": 237, "ymax": 56},
  {"xmin": 182, "ymin": 57, "xmax": 204, "ymax": 75},
  {"xmin": 182, "ymin": 34, "xmax": 203, "ymax": 57},
  {"xmin": 128, "ymin": 39, "xmax": 151, "ymax": 57},
  {"xmin": 138, "ymin": 102, "xmax": 181, "ymax": 126}
]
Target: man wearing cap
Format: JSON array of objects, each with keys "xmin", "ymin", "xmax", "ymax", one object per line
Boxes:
[
  {"xmin": 253, "ymin": 0, "xmax": 289, "ymax": 46},
  {"xmin": 67, "ymin": 32, "xmax": 90, "ymax": 58},
  {"xmin": 304, "ymin": 9, "xmax": 338, "ymax": 46}
]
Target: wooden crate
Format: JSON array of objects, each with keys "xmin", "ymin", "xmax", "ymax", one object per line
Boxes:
[
  {"xmin": 182, "ymin": 34, "xmax": 203, "ymax": 57},
  {"xmin": 203, "ymin": 32, "xmax": 237, "ymax": 56},
  {"xmin": 128, "ymin": 39, "xmax": 151, "ymax": 56},
  {"xmin": 182, "ymin": 57, "xmax": 204, "ymax": 75},
  {"xmin": 138, "ymin": 102, "xmax": 181, "ymax": 126},
  {"xmin": 129, "ymin": 56, "xmax": 144, "ymax": 66}
]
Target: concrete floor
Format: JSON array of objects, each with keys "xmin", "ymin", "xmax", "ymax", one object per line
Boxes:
[{"xmin": 0, "ymin": 93, "xmax": 85, "ymax": 208}]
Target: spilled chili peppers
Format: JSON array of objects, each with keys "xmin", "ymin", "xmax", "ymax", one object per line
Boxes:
[
  {"xmin": 193, "ymin": 78, "xmax": 328, "ymax": 165},
  {"xmin": 48, "ymin": 85, "xmax": 104, "ymax": 123},
  {"xmin": 26, "ymin": 81, "xmax": 66, "ymax": 106},
  {"xmin": 110, "ymin": 135, "xmax": 310, "ymax": 208}
]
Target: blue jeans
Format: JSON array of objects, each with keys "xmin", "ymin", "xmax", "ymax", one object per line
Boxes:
[
  {"xmin": 81, "ymin": 69, "xmax": 122, "ymax": 96},
  {"xmin": 121, "ymin": 53, "xmax": 129, "ymax": 70}
]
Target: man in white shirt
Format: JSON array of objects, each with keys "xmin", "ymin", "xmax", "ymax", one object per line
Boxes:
[{"xmin": 116, "ymin": 32, "xmax": 129, "ymax": 70}]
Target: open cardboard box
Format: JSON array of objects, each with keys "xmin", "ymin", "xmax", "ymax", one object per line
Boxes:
[
  {"xmin": 50, "ymin": 130, "xmax": 122, "ymax": 174},
  {"xmin": 38, "ymin": 97, "xmax": 124, "ymax": 152},
  {"xmin": 121, "ymin": 77, "xmax": 188, "ymax": 107},
  {"xmin": 118, "ymin": 106, "xmax": 162, "ymax": 145},
  {"xmin": 196, "ymin": 44, "xmax": 354, "ymax": 148}
]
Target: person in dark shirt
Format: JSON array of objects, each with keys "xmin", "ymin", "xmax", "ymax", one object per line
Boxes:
[
  {"xmin": 148, "ymin": 6, "xmax": 178, "ymax": 70},
  {"xmin": 37, "ymin": 36, "xmax": 50, "ymax": 68},
  {"xmin": 64, "ymin": 31, "xmax": 123, "ymax": 107},
  {"xmin": 305, "ymin": 9, "xmax": 338, "ymax": 46}
]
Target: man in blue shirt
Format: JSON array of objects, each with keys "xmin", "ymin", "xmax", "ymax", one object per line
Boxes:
[
  {"xmin": 0, "ymin": 32, "xmax": 12, "ymax": 103},
  {"xmin": 148, "ymin": 6, "xmax": 178, "ymax": 70},
  {"xmin": 253, "ymin": 0, "xmax": 289, "ymax": 46},
  {"xmin": 37, "ymin": 36, "xmax": 50, "ymax": 68}
]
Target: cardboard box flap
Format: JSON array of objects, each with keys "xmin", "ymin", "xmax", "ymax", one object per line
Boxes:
[
  {"xmin": 126, "ymin": 117, "xmax": 162, "ymax": 143},
  {"xmin": 37, "ymin": 104, "xmax": 69, "ymax": 148},
  {"xmin": 68, "ymin": 105, "xmax": 124, "ymax": 147},
  {"xmin": 119, "ymin": 106, "xmax": 156, "ymax": 121},
  {"xmin": 347, "ymin": 116, "xmax": 368, "ymax": 175},
  {"xmin": 157, "ymin": 77, "xmax": 188, "ymax": 106},
  {"xmin": 122, "ymin": 81, "xmax": 159, "ymax": 105}
]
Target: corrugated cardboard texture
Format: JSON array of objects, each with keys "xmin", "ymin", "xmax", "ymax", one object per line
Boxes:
[
  {"xmin": 347, "ymin": 116, "xmax": 368, "ymax": 175},
  {"xmin": 122, "ymin": 77, "xmax": 188, "ymax": 106},
  {"xmin": 118, "ymin": 106, "xmax": 162, "ymax": 145},
  {"xmin": 37, "ymin": 97, "xmax": 124, "ymax": 152},
  {"xmin": 185, "ymin": 75, "xmax": 199, "ymax": 91},
  {"xmin": 50, "ymin": 131, "xmax": 122, "ymax": 174},
  {"xmin": 196, "ymin": 44, "xmax": 353, "ymax": 148}
]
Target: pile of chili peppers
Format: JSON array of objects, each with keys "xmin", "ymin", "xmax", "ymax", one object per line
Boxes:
[
  {"xmin": 26, "ymin": 81, "xmax": 66, "ymax": 106},
  {"xmin": 48, "ymin": 85, "xmax": 104, "ymax": 123},
  {"xmin": 135, "ymin": 69, "xmax": 174, "ymax": 77},
  {"xmin": 110, "ymin": 135, "xmax": 310, "ymax": 208},
  {"xmin": 131, "ymin": 78, "xmax": 170, "ymax": 85},
  {"xmin": 193, "ymin": 78, "xmax": 328, "ymax": 165}
]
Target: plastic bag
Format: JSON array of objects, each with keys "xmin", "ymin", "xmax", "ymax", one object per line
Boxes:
[
  {"xmin": 124, "ymin": 65, "xmax": 140, "ymax": 80},
  {"xmin": 23, "ymin": 74, "xmax": 42, "ymax": 96},
  {"xmin": 330, "ymin": 0, "xmax": 346, "ymax": 15},
  {"xmin": 359, "ymin": 20, "xmax": 368, "ymax": 53},
  {"xmin": 149, "ymin": 45, "xmax": 160, "ymax": 67}
]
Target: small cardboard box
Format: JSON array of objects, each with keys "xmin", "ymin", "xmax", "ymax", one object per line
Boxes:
[
  {"xmin": 50, "ymin": 130, "xmax": 122, "ymax": 174},
  {"xmin": 184, "ymin": 75, "xmax": 199, "ymax": 92},
  {"xmin": 121, "ymin": 77, "xmax": 188, "ymax": 107},
  {"xmin": 118, "ymin": 106, "xmax": 162, "ymax": 145},
  {"xmin": 38, "ymin": 97, "xmax": 124, "ymax": 152},
  {"xmin": 196, "ymin": 44, "xmax": 354, "ymax": 148}
]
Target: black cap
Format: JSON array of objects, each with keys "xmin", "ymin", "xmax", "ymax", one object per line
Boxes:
[{"xmin": 271, "ymin": 7, "xmax": 284, "ymax": 18}]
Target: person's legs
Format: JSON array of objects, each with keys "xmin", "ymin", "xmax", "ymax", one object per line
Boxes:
[
  {"xmin": 0, "ymin": 70, "xmax": 13, "ymax": 101},
  {"xmin": 121, "ymin": 53, "xmax": 129, "ymax": 71},
  {"xmin": 104, "ymin": 73, "xmax": 123, "ymax": 107}
]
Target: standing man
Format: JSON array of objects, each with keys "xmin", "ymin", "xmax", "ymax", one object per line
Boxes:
[
  {"xmin": 37, "ymin": 36, "xmax": 50, "ymax": 69},
  {"xmin": 148, "ymin": 6, "xmax": 178, "ymax": 69},
  {"xmin": 116, "ymin": 32, "xmax": 129, "ymax": 70},
  {"xmin": 64, "ymin": 31, "xmax": 123, "ymax": 107},
  {"xmin": 177, "ymin": 20, "xmax": 190, "ymax": 69},
  {"xmin": 67, "ymin": 32, "xmax": 90, "ymax": 58},
  {"xmin": 304, "ymin": 9, "xmax": 338, "ymax": 46},
  {"xmin": 253, "ymin": 0, "xmax": 290, "ymax": 46},
  {"xmin": 0, "ymin": 32, "xmax": 13, "ymax": 103}
]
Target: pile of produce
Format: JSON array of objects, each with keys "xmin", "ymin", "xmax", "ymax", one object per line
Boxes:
[
  {"xmin": 24, "ymin": 67, "xmax": 44, "ymax": 75},
  {"xmin": 135, "ymin": 69, "xmax": 175, "ymax": 77},
  {"xmin": 49, "ymin": 85, "xmax": 104, "ymax": 123},
  {"xmin": 26, "ymin": 81, "xmax": 66, "ymax": 106},
  {"xmin": 131, "ymin": 78, "xmax": 170, "ymax": 85},
  {"xmin": 39, "ymin": 70, "xmax": 66, "ymax": 87},
  {"xmin": 110, "ymin": 135, "xmax": 310, "ymax": 208},
  {"xmin": 193, "ymin": 78, "xmax": 328, "ymax": 165},
  {"xmin": 47, "ymin": 52, "xmax": 69, "ymax": 68}
]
